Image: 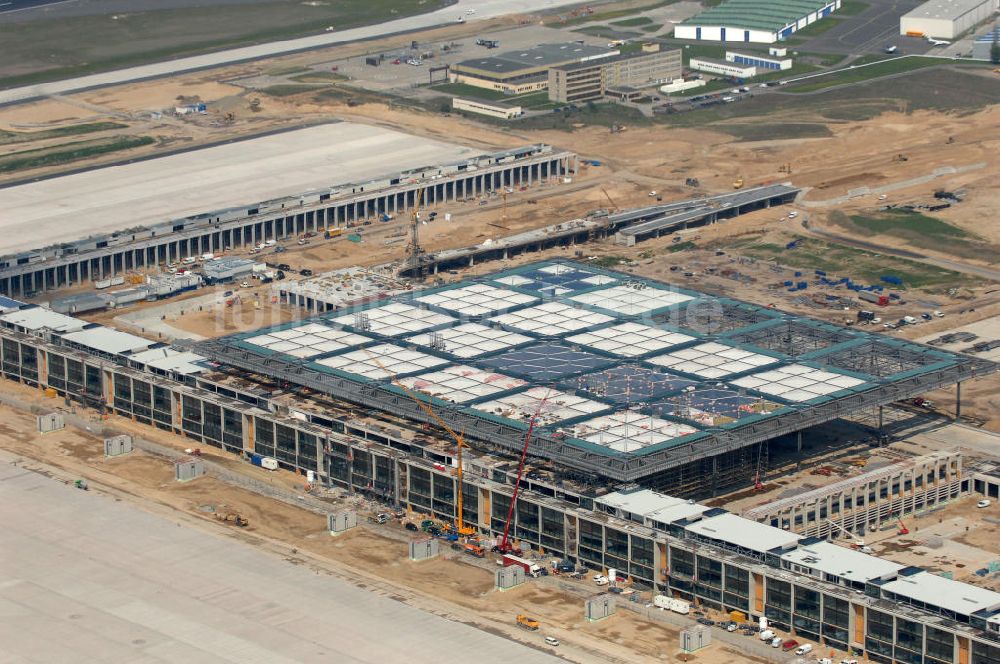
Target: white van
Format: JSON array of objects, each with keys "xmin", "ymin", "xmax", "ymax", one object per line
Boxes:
[{"xmin": 795, "ymin": 644, "xmax": 813, "ymax": 655}]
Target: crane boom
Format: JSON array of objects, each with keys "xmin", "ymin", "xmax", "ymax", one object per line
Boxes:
[
  {"xmin": 362, "ymin": 346, "xmax": 474, "ymax": 535},
  {"xmin": 499, "ymin": 390, "xmax": 551, "ymax": 553}
]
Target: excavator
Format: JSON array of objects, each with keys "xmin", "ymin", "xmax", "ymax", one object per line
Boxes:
[{"xmin": 362, "ymin": 347, "xmax": 476, "ymax": 537}]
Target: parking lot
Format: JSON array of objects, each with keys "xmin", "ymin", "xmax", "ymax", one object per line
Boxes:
[{"xmin": 312, "ymin": 24, "xmax": 611, "ymax": 94}]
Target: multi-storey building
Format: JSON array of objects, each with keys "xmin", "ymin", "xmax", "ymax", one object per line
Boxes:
[{"xmin": 548, "ymin": 47, "xmax": 683, "ymax": 103}]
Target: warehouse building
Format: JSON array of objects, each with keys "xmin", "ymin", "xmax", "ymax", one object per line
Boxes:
[
  {"xmin": 676, "ymin": 0, "xmax": 842, "ymax": 43},
  {"xmin": 900, "ymin": 0, "xmax": 996, "ymax": 38},
  {"xmin": 689, "ymin": 56, "xmax": 758, "ymax": 78},
  {"xmin": 449, "ymin": 43, "xmax": 617, "ymax": 94},
  {"xmin": 451, "ymin": 97, "xmax": 523, "ymax": 119},
  {"xmin": 548, "ymin": 46, "xmax": 683, "ymax": 103},
  {"xmin": 726, "ymin": 50, "xmax": 793, "ymax": 70},
  {"xmin": 971, "ymin": 25, "xmax": 1000, "ymax": 58},
  {"xmin": 202, "ymin": 257, "xmax": 257, "ymax": 284}
]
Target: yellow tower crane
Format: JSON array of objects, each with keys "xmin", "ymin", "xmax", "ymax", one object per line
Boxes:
[{"xmin": 362, "ymin": 347, "xmax": 476, "ymax": 537}]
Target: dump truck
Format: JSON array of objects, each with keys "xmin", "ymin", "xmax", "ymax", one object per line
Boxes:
[
  {"xmin": 464, "ymin": 543, "xmax": 485, "ymax": 558},
  {"xmin": 516, "ymin": 614, "xmax": 540, "ymax": 631}
]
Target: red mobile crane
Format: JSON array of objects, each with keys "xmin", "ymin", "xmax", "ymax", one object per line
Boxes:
[{"xmin": 496, "ymin": 391, "xmax": 552, "ymax": 554}]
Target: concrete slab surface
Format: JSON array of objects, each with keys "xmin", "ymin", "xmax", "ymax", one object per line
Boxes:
[
  {"xmin": 0, "ymin": 0, "xmax": 587, "ymax": 105},
  {"xmin": 0, "ymin": 454, "xmax": 560, "ymax": 664},
  {"xmin": 0, "ymin": 122, "xmax": 479, "ymax": 256}
]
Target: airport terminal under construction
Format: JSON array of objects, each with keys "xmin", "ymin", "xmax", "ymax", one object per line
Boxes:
[
  {"xmin": 2, "ymin": 118, "xmax": 1000, "ymax": 663},
  {"xmin": 1, "ymin": 259, "xmax": 1000, "ymax": 662}
]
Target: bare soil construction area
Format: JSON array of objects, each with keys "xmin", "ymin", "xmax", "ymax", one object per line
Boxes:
[{"xmin": 0, "ymin": 386, "xmax": 760, "ymax": 664}]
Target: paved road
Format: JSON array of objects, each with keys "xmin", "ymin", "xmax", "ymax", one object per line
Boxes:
[
  {"xmin": 0, "ymin": 0, "xmax": 74, "ymax": 14},
  {"xmin": 0, "ymin": 0, "xmax": 583, "ymax": 106},
  {"xmin": 0, "ymin": 452, "xmax": 563, "ymax": 664}
]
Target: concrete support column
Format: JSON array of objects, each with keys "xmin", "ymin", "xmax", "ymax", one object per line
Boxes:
[
  {"xmin": 956, "ymin": 382, "xmax": 962, "ymax": 420},
  {"xmin": 796, "ymin": 431, "xmax": 803, "ymax": 470}
]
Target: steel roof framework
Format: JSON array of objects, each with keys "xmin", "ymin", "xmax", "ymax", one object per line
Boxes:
[{"xmin": 198, "ymin": 260, "xmax": 996, "ymax": 484}]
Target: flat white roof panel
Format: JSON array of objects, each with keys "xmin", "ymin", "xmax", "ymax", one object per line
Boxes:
[
  {"xmin": 0, "ymin": 308, "xmax": 84, "ymax": 333},
  {"xmin": 882, "ymin": 571, "xmax": 1000, "ymax": 616},
  {"xmin": 781, "ymin": 541, "xmax": 904, "ymax": 584},
  {"xmin": 62, "ymin": 327, "xmax": 152, "ymax": 355},
  {"xmin": 129, "ymin": 347, "xmax": 208, "ymax": 375},
  {"xmin": 902, "ymin": 0, "xmax": 990, "ymax": 20},
  {"xmin": 686, "ymin": 513, "xmax": 802, "ymax": 554}
]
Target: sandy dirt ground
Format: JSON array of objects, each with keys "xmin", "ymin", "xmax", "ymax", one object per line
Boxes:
[{"xmin": 0, "ymin": 387, "xmax": 770, "ymax": 664}]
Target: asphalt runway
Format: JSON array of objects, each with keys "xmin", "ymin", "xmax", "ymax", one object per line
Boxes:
[
  {"xmin": 0, "ymin": 0, "xmax": 284, "ymax": 22},
  {"xmin": 0, "ymin": 452, "xmax": 562, "ymax": 664},
  {"xmin": 803, "ymin": 0, "xmax": 933, "ymax": 55}
]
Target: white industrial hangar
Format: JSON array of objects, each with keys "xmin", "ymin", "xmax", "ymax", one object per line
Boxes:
[
  {"xmin": 674, "ymin": 0, "xmax": 842, "ymax": 43},
  {"xmin": 900, "ymin": 0, "xmax": 997, "ymax": 39}
]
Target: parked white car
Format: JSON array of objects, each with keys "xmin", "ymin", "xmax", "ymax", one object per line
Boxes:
[{"xmin": 979, "ymin": 499, "xmax": 992, "ymax": 508}]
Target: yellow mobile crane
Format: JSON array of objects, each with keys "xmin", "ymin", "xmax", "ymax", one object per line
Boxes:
[{"xmin": 362, "ymin": 347, "xmax": 476, "ymax": 537}]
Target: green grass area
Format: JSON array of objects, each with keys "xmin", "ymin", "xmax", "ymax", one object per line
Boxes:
[
  {"xmin": 430, "ymin": 82, "xmax": 511, "ymax": 101},
  {"xmin": 847, "ymin": 209, "xmax": 971, "ymax": 239},
  {"xmin": 675, "ymin": 43, "xmax": 727, "ymax": 64},
  {"xmin": 668, "ymin": 241, "xmax": 696, "ymax": 252},
  {"xmin": 713, "ymin": 123, "xmax": 832, "ymax": 141},
  {"xmin": 787, "ymin": 16, "xmax": 843, "ymax": 39},
  {"xmin": 261, "ymin": 84, "xmax": 326, "ymax": 97},
  {"xmin": 827, "ymin": 209, "xmax": 992, "ymax": 260},
  {"xmin": 561, "ymin": 0, "xmax": 677, "ymax": 26},
  {"xmin": 642, "ymin": 23, "xmax": 664, "ymax": 33},
  {"xmin": 610, "ymin": 16, "xmax": 654, "ymax": 27},
  {"xmin": 289, "ymin": 71, "xmax": 347, "ymax": 83},
  {"xmin": 722, "ymin": 235, "xmax": 972, "ymax": 290},
  {"xmin": 834, "ymin": 0, "xmax": 869, "ymax": 16},
  {"xmin": 573, "ymin": 25, "xmax": 618, "ymax": 37},
  {"xmin": 588, "ymin": 255, "xmax": 629, "ymax": 268},
  {"xmin": 506, "ymin": 91, "xmax": 556, "ymax": 109},
  {"xmin": 516, "ymin": 101, "xmax": 652, "ymax": 131},
  {"xmin": 0, "ymin": 136, "xmax": 155, "ymax": 174},
  {"xmin": 0, "ymin": 0, "xmax": 450, "ymax": 90},
  {"xmin": 784, "ymin": 57, "xmax": 944, "ymax": 92},
  {"xmin": 0, "ymin": 122, "xmax": 127, "ymax": 146}
]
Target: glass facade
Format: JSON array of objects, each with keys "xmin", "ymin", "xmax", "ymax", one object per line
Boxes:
[
  {"xmin": 579, "ymin": 519, "xmax": 603, "ymax": 566},
  {"xmin": 793, "ymin": 586, "xmax": 821, "ymax": 639},
  {"xmin": 866, "ymin": 609, "xmax": 894, "ymax": 659},
  {"xmin": 766, "ymin": 579, "xmax": 792, "ymax": 630}
]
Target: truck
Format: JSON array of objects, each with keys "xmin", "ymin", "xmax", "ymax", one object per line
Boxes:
[
  {"xmin": 553, "ymin": 559, "xmax": 576, "ymax": 574},
  {"xmin": 503, "ymin": 554, "xmax": 541, "ymax": 577},
  {"xmin": 859, "ymin": 290, "xmax": 890, "ymax": 307},
  {"xmin": 261, "ymin": 456, "xmax": 279, "ymax": 471},
  {"xmin": 464, "ymin": 543, "xmax": 485, "ymax": 558},
  {"xmin": 759, "ymin": 629, "xmax": 776, "ymax": 642},
  {"xmin": 516, "ymin": 614, "xmax": 540, "ymax": 631},
  {"xmin": 653, "ymin": 595, "xmax": 691, "ymax": 614}
]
